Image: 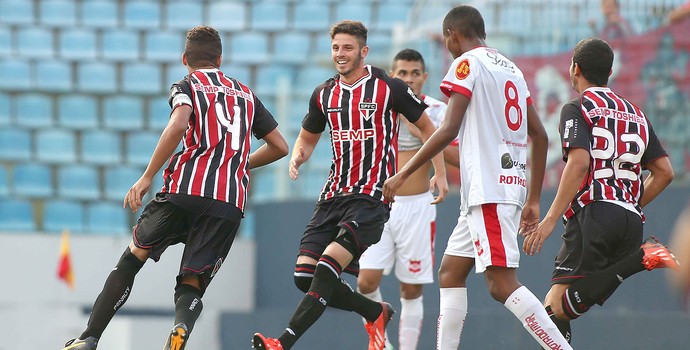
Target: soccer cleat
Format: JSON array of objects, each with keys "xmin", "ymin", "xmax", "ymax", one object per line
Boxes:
[
  {"xmin": 163, "ymin": 323, "xmax": 188, "ymax": 350},
  {"xmin": 61, "ymin": 337, "xmax": 98, "ymax": 350},
  {"xmin": 365, "ymin": 302, "xmax": 396, "ymax": 350},
  {"xmin": 252, "ymin": 333, "xmax": 284, "ymax": 350},
  {"xmin": 641, "ymin": 236, "xmax": 680, "ymax": 271}
]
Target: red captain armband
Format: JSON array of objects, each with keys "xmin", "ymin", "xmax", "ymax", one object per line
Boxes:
[{"xmin": 450, "ymin": 139, "xmax": 460, "ymax": 147}]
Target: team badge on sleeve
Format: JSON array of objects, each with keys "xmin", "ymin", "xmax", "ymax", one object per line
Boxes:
[{"xmin": 455, "ymin": 59, "xmax": 470, "ymax": 80}]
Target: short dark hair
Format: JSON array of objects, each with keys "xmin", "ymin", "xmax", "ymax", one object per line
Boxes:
[
  {"xmin": 572, "ymin": 38, "xmax": 613, "ymax": 86},
  {"xmin": 392, "ymin": 49, "xmax": 426, "ymax": 71},
  {"xmin": 184, "ymin": 25, "xmax": 222, "ymax": 68},
  {"xmin": 442, "ymin": 5, "xmax": 486, "ymax": 40},
  {"xmin": 329, "ymin": 20, "xmax": 368, "ymax": 48}
]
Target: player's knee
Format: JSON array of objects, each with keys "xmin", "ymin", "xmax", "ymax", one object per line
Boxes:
[
  {"xmin": 357, "ymin": 278, "xmax": 378, "ymax": 295},
  {"xmin": 174, "ymin": 283, "xmax": 202, "ymax": 304},
  {"xmin": 293, "ymin": 263, "xmax": 316, "ymax": 293}
]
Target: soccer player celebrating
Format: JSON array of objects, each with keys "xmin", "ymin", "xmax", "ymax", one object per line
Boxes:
[
  {"xmin": 523, "ymin": 37, "xmax": 678, "ymax": 344},
  {"xmin": 252, "ymin": 20, "xmax": 448, "ymax": 350},
  {"xmin": 61, "ymin": 25, "xmax": 288, "ymax": 350},
  {"xmin": 357, "ymin": 48, "xmax": 458, "ymax": 350},
  {"xmin": 383, "ymin": 5, "xmax": 573, "ymax": 350}
]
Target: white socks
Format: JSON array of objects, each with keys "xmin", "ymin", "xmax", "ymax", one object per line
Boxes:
[
  {"xmin": 504, "ymin": 286, "xmax": 573, "ymax": 350},
  {"xmin": 437, "ymin": 287, "xmax": 467, "ymax": 350},
  {"xmin": 399, "ymin": 296, "xmax": 424, "ymax": 350}
]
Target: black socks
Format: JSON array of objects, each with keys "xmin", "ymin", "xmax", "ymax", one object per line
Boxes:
[
  {"xmin": 174, "ymin": 284, "xmax": 204, "ymax": 334},
  {"xmin": 81, "ymin": 248, "xmax": 145, "ymax": 340}
]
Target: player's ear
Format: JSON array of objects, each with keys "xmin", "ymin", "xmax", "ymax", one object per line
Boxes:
[
  {"xmin": 361, "ymin": 45, "xmax": 369, "ymax": 59},
  {"xmin": 608, "ymin": 69, "xmax": 613, "ymax": 77},
  {"xmin": 182, "ymin": 52, "xmax": 188, "ymax": 67},
  {"xmin": 216, "ymin": 55, "xmax": 222, "ymax": 68}
]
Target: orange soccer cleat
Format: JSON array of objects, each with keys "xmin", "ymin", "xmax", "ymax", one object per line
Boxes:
[
  {"xmin": 252, "ymin": 333, "xmax": 284, "ymax": 350},
  {"xmin": 642, "ymin": 236, "xmax": 681, "ymax": 271},
  {"xmin": 364, "ymin": 302, "xmax": 396, "ymax": 350}
]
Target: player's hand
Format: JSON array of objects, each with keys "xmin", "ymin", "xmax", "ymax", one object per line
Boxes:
[
  {"xmin": 429, "ymin": 173, "xmax": 449, "ymax": 204},
  {"xmin": 288, "ymin": 146, "xmax": 306, "ymax": 180},
  {"xmin": 523, "ymin": 217, "xmax": 557, "ymax": 256},
  {"xmin": 519, "ymin": 201, "xmax": 540, "ymax": 237},
  {"xmin": 124, "ymin": 176, "xmax": 151, "ymax": 212},
  {"xmin": 383, "ymin": 173, "xmax": 406, "ymax": 203}
]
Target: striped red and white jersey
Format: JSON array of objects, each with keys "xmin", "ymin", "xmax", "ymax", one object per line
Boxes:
[
  {"xmin": 560, "ymin": 87, "xmax": 667, "ymax": 221},
  {"xmin": 162, "ymin": 68, "xmax": 278, "ymax": 211},
  {"xmin": 302, "ymin": 65, "xmax": 428, "ymax": 202}
]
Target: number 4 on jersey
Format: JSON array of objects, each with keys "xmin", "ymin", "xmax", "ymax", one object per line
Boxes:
[{"xmin": 216, "ymin": 102, "xmax": 241, "ymax": 151}]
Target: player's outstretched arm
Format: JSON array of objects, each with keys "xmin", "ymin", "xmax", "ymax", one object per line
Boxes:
[
  {"xmin": 523, "ymin": 148, "xmax": 589, "ymax": 255},
  {"xmin": 288, "ymin": 128, "xmax": 321, "ymax": 180},
  {"xmin": 124, "ymin": 104, "xmax": 191, "ymax": 212},
  {"xmin": 521, "ymin": 104, "xmax": 548, "ymax": 235},
  {"xmin": 414, "ymin": 112, "xmax": 449, "ymax": 204},
  {"xmin": 640, "ymin": 156, "xmax": 674, "ymax": 208},
  {"xmin": 248, "ymin": 128, "xmax": 289, "ymax": 170}
]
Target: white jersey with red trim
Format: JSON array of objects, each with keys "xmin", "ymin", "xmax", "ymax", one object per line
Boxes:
[{"xmin": 440, "ymin": 47, "xmax": 532, "ymax": 212}]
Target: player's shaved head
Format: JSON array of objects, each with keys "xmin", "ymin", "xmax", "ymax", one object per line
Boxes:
[
  {"xmin": 185, "ymin": 25, "xmax": 222, "ymax": 69},
  {"xmin": 572, "ymin": 38, "xmax": 614, "ymax": 86},
  {"xmin": 330, "ymin": 20, "xmax": 368, "ymax": 49},
  {"xmin": 443, "ymin": 5, "xmax": 486, "ymax": 40}
]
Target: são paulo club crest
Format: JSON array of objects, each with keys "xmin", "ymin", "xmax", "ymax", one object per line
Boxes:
[{"xmin": 359, "ymin": 98, "xmax": 377, "ymax": 121}]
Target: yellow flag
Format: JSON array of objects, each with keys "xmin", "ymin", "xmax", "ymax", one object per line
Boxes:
[{"xmin": 57, "ymin": 230, "xmax": 75, "ymax": 289}]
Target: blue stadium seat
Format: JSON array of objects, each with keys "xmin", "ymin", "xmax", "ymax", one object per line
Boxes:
[
  {"xmin": 363, "ymin": 32, "xmax": 393, "ymax": 65},
  {"xmin": 165, "ymin": 1, "xmax": 203, "ymax": 30},
  {"xmin": 60, "ymin": 29, "xmax": 98, "ymax": 60},
  {"xmin": 35, "ymin": 60, "xmax": 73, "ymax": 92},
  {"xmin": 272, "ymin": 32, "xmax": 311, "ymax": 64},
  {"xmin": 374, "ymin": 4, "xmax": 410, "ymax": 30},
  {"xmin": 57, "ymin": 165, "xmax": 100, "ymax": 200},
  {"xmin": 0, "ymin": 199, "xmax": 35, "ymax": 232},
  {"xmin": 103, "ymin": 96, "xmax": 144, "ymax": 130},
  {"xmin": 0, "ymin": 93, "xmax": 9, "ymax": 125},
  {"xmin": 78, "ymin": 62, "xmax": 117, "ymax": 93},
  {"xmin": 13, "ymin": 163, "xmax": 53, "ymax": 198},
  {"xmin": 0, "ymin": 59, "xmax": 31, "ymax": 90},
  {"xmin": 225, "ymin": 65, "xmax": 252, "ymax": 86},
  {"xmin": 86, "ymin": 202, "xmax": 130, "ymax": 235},
  {"xmin": 15, "ymin": 94, "xmax": 54, "ymax": 128},
  {"xmin": 0, "ymin": 128, "xmax": 31, "ymax": 161},
  {"xmin": 81, "ymin": 0, "xmax": 118, "ymax": 28},
  {"xmin": 335, "ymin": 3, "xmax": 372, "ymax": 24},
  {"xmin": 0, "ymin": 0, "xmax": 34, "ymax": 25},
  {"xmin": 230, "ymin": 32, "xmax": 269, "ymax": 64},
  {"xmin": 81, "ymin": 130, "xmax": 122, "ymax": 165},
  {"xmin": 124, "ymin": 1, "xmax": 160, "ymax": 30},
  {"xmin": 104, "ymin": 166, "xmax": 142, "ymax": 201},
  {"xmin": 208, "ymin": 2, "xmax": 247, "ymax": 31},
  {"xmin": 43, "ymin": 200, "xmax": 84, "ymax": 233},
  {"xmin": 40, "ymin": 0, "xmax": 76, "ymax": 27},
  {"xmin": 36, "ymin": 129, "xmax": 77, "ymax": 163},
  {"xmin": 145, "ymin": 31, "xmax": 184, "ymax": 62},
  {"xmin": 126, "ymin": 131, "xmax": 159, "ymax": 166},
  {"xmin": 122, "ymin": 63, "xmax": 163, "ymax": 95},
  {"xmin": 255, "ymin": 65, "xmax": 296, "ymax": 97},
  {"xmin": 293, "ymin": 4, "xmax": 330, "ymax": 31},
  {"xmin": 295, "ymin": 66, "xmax": 336, "ymax": 96},
  {"xmin": 0, "ymin": 27, "xmax": 11, "ymax": 57},
  {"xmin": 58, "ymin": 95, "xmax": 99, "ymax": 129},
  {"xmin": 0, "ymin": 166, "xmax": 8, "ymax": 197},
  {"xmin": 250, "ymin": 171, "xmax": 276, "ymax": 202},
  {"xmin": 166, "ymin": 64, "xmax": 188, "ymax": 86},
  {"xmin": 102, "ymin": 29, "xmax": 140, "ymax": 61},
  {"xmin": 148, "ymin": 96, "xmax": 171, "ymax": 130},
  {"xmin": 251, "ymin": 3, "xmax": 288, "ymax": 32},
  {"xmin": 17, "ymin": 28, "xmax": 53, "ymax": 58}
]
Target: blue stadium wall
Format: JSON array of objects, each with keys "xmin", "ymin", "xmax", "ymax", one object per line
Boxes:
[{"xmin": 222, "ymin": 188, "xmax": 690, "ymax": 349}]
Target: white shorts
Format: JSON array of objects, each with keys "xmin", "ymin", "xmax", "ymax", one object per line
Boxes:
[
  {"xmin": 359, "ymin": 192, "xmax": 436, "ymax": 284},
  {"xmin": 444, "ymin": 203, "xmax": 521, "ymax": 273}
]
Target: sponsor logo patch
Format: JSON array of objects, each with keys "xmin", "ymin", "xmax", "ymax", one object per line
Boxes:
[
  {"xmin": 409, "ymin": 259, "xmax": 422, "ymax": 273},
  {"xmin": 455, "ymin": 59, "xmax": 470, "ymax": 80}
]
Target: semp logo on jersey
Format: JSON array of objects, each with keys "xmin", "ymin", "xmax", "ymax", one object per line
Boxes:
[{"xmin": 359, "ymin": 102, "xmax": 377, "ymax": 120}]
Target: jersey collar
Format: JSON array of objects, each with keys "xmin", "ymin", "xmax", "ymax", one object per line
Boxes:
[{"xmin": 338, "ymin": 65, "xmax": 372, "ymax": 90}]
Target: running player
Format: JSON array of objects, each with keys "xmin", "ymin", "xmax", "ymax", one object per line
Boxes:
[
  {"xmin": 357, "ymin": 48, "xmax": 458, "ymax": 350},
  {"xmin": 523, "ymin": 37, "xmax": 678, "ymax": 344},
  {"xmin": 61, "ymin": 26, "xmax": 288, "ymax": 350},
  {"xmin": 252, "ymin": 20, "xmax": 448, "ymax": 350},
  {"xmin": 383, "ymin": 5, "xmax": 573, "ymax": 350}
]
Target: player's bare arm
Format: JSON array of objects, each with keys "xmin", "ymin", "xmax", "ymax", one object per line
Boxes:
[
  {"xmin": 289, "ymin": 128, "xmax": 321, "ymax": 180},
  {"xmin": 520, "ymin": 104, "xmax": 548, "ymax": 236},
  {"xmin": 523, "ymin": 147, "xmax": 589, "ymax": 255},
  {"xmin": 383, "ymin": 92, "xmax": 468, "ymax": 202},
  {"xmin": 248, "ymin": 128, "xmax": 289, "ymax": 169},
  {"xmin": 124, "ymin": 104, "xmax": 191, "ymax": 212},
  {"xmin": 639, "ymin": 156, "xmax": 674, "ymax": 208},
  {"xmin": 413, "ymin": 112, "xmax": 449, "ymax": 204}
]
